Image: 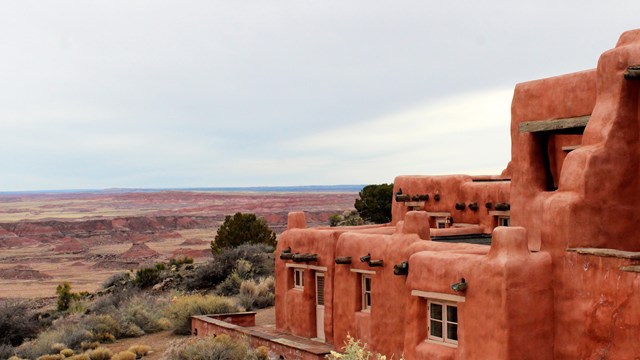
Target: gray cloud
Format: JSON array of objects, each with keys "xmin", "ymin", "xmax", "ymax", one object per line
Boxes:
[{"xmin": 0, "ymin": 1, "xmax": 638, "ymax": 190}]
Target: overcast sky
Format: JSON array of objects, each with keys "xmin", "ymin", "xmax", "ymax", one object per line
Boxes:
[{"xmin": 1, "ymin": 1, "xmax": 639, "ymax": 191}]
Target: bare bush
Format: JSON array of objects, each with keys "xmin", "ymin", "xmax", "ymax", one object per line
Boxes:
[
  {"xmin": 167, "ymin": 295, "xmax": 239, "ymax": 335},
  {"xmin": 238, "ymin": 276, "xmax": 275, "ymax": 310},
  {"xmin": 164, "ymin": 334, "xmax": 261, "ymax": 360},
  {"xmin": 0, "ymin": 300, "xmax": 40, "ymax": 347}
]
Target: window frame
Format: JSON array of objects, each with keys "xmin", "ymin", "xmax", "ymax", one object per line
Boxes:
[
  {"xmin": 294, "ymin": 268, "xmax": 304, "ymax": 290},
  {"xmin": 498, "ymin": 216, "xmax": 510, "ymax": 227},
  {"xmin": 361, "ymin": 274, "xmax": 372, "ymax": 312},
  {"xmin": 427, "ymin": 299, "xmax": 458, "ymax": 346}
]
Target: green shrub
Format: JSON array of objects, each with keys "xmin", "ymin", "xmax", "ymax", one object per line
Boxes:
[
  {"xmin": 187, "ymin": 244, "xmax": 274, "ymax": 290},
  {"xmin": 67, "ymin": 298, "xmax": 89, "ymax": 314},
  {"xmin": 168, "ymin": 295, "xmax": 239, "ymax": 335},
  {"xmin": 89, "ymin": 290, "xmax": 170, "ymax": 339},
  {"xmin": 0, "ymin": 300, "xmax": 40, "ymax": 347},
  {"xmin": 88, "ymin": 347, "xmax": 113, "ymax": 360},
  {"xmin": 329, "ymin": 213, "xmax": 342, "ymax": 227},
  {"xmin": 216, "ymin": 258, "xmax": 260, "ymax": 296},
  {"xmin": 134, "ymin": 267, "xmax": 161, "ymax": 289},
  {"xmin": 354, "ymin": 183, "xmax": 394, "ymax": 224},
  {"xmin": 119, "ymin": 295, "xmax": 168, "ymax": 334},
  {"xmin": 165, "ymin": 334, "xmax": 261, "ymax": 360},
  {"xmin": 169, "ymin": 257, "xmax": 193, "ymax": 269},
  {"xmin": 238, "ymin": 277, "xmax": 275, "ymax": 310},
  {"xmin": 211, "ymin": 212, "xmax": 277, "ymax": 253},
  {"xmin": 216, "ymin": 272, "xmax": 243, "ymax": 296},
  {"xmin": 56, "ymin": 283, "xmax": 80, "ymax": 312}
]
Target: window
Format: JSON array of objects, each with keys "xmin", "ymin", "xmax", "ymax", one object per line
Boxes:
[
  {"xmin": 362, "ymin": 274, "xmax": 372, "ymax": 311},
  {"xmin": 428, "ymin": 300, "xmax": 458, "ymax": 345},
  {"xmin": 498, "ymin": 216, "xmax": 510, "ymax": 227},
  {"xmin": 294, "ymin": 269, "xmax": 304, "ymax": 289}
]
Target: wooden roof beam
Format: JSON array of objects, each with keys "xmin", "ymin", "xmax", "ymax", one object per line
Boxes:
[
  {"xmin": 519, "ymin": 115, "xmax": 590, "ymax": 133},
  {"xmin": 624, "ymin": 65, "xmax": 640, "ymax": 80}
]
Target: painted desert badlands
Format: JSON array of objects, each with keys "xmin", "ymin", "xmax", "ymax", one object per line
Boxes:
[{"xmin": 0, "ymin": 190, "xmax": 357, "ymax": 298}]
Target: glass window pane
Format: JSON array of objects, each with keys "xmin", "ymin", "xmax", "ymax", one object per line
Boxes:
[
  {"xmin": 447, "ymin": 323, "xmax": 458, "ymax": 341},
  {"xmin": 447, "ymin": 306, "xmax": 458, "ymax": 323},
  {"xmin": 430, "ymin": 320, "xmax": 443, "ymax": 338},
  {"xmin": 365, "ymin": 293, "xmax": 371, "ymax": 307},
  {"xmin": 365, "ymin": 277, "xmax": 371, "ymax": 291},
  {"xmin": 430, "ymin": 303, "xmax": 442, "ymax": 320}
]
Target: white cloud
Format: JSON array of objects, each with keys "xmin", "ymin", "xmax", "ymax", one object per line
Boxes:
[{"xmin": 288, "ymin": 87, "xmax": 513, "ymax": 157}]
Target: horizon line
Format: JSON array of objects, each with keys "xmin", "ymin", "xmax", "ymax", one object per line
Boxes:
[{"xmin": 0, "ymin": 184, "xmax": 369, "ymax": 195}]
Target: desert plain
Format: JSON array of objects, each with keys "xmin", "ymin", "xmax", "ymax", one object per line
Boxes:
[{"xmin": 0, "ymin": 190, "xmax": 357, "ymax": 298}]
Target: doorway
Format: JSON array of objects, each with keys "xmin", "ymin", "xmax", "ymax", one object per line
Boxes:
[{"xmin": 315, "ymin": 272, "xmax": 325, "ymax": 341}]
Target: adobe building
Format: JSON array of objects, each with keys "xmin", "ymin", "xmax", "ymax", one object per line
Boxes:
[{"xmin": 274, "ymin": 29, "xmax": 640, "ymax": 359}]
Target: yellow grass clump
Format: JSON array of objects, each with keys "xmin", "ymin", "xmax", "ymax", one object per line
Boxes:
[
  {"xmin": 66, "ymin": 354, "xmax": 91, "ymax": 360},
  {"xmin": 60, "ymin": 348, "xmax": 74, "ymax": 357},
  {"xmin": 88, "ymin": 347, "xmax": 113, "ymax": 360},
  {"xmin": 127, "ymin": 344, "xmax": 152, "ymax": 357},
  {"xmin": 36, "ymin": 355, "xmax": 63, "ymax": 360},
  {"xmin": 80, "ymin": 341, "xmax": 100, "ymax": 351},
  {"xmin": 111, "ymin": 351, "xmax": 136, "ymax": 360}
]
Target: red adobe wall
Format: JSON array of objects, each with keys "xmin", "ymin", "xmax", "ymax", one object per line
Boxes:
[
  {"xmin": 275, "ymin": 212, "xmax": 390, "ymax": 342},
  {"xmin": 276, "ymin": 226, "xmax": 339, "ymax": 340},
  {"xmin": 510, "ymin": 68, "xmax": 596, "ymax": 251},
  {"xmin": 393, "ymin": 175, "xmax": 510, "ymax": 233},
  {"xmin": 403, "ymin": 227, "xmax": 553, "ymax": 360},
  {"xmin": 192, "ymin": 314, "xmax": 330, "ymax": 360},
  {"xmin": 332, "ymin": 212, "xmax": 491, "ymax": 357},
  {"xmin": 510, "ymin": 30, "xmax": 640, "ymax": 358},
  {"xmin": 554, "ymin": 252, "xmax": 640, "ymax": 359}
]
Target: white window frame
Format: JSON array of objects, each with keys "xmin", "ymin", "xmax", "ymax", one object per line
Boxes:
[
  {"xmin": 294, "ymin": 268, "xmax": 304, "ymax": 290},
  {"xmin": 361, "ymin": 274, "xmax": 372, "ymax": 312},
  {"xmin": 498, "ymin": 216, "xmax": 510, "ymax": 227},
  {"xmin": 427, "ymin": 299, "xmax": 458, "ymax": 346}
]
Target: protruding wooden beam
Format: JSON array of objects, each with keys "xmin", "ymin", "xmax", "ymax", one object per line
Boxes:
[
  {"xmin": 280, "ymin": 252, "xmax": 294, "ymax": 260},
  {"xmin": 393, "ymin": 261, "xmax": 409, "ymax": 275},
  {"xmin": 519, "ymin": 115, "xmax": 590, "ymax": 133},
  {"xmin": 360, "ymin": 253, "xmax": 371, "ymax": 262},
  {"xmin": 368, "ymin": 260, "xmax": 384, "ymax": 267},
  {"xmin": 561, "ymin": 145, "xmax": 581, "ymax": 152},
  {"xmin": 495, "ymin": 203, "xmax": 510, "ymax": 211},
  {"xmin": 335, "ymin": 256, "xmax": 352, "ymax": 265},
  {"xmin": 292, "ymin": 253, "xmax": 318, "ymax": 263},
  {"xmin": 624, "ymin": 65, "xmax": 640, "ymax": 80}
]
